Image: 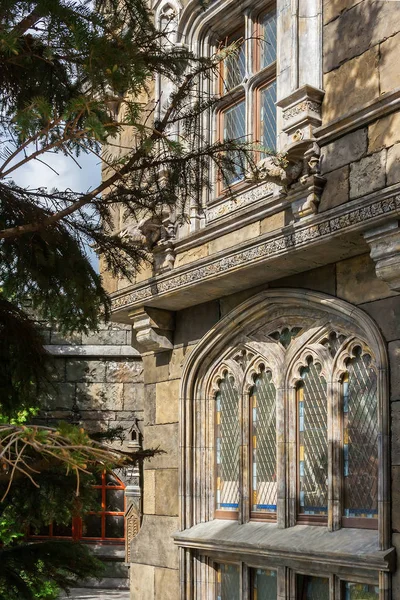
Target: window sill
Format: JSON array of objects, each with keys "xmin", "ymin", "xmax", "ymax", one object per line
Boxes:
[{"xmin": 174, "ymin": 521, "xmax": 394, "ymax": 573}]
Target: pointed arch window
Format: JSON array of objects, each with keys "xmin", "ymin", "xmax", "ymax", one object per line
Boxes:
[
  {"xmin": 342, "ymin": 349, "xmax": 378, "ymax": 527},
  {"xmin": 251, "ymin": 368, "xmax": 277, "ymax": 517},
  {"xmin": 215, "ymin": 374, "xmax": 240, "ymax": 515},
  {"xmin": 297, "ymin": 359, "xmax": 328, "ymax": 521}
]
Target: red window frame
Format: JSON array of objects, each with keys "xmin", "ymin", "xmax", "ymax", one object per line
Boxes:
[{"xmin": 31, "ymin": 472, "xmax": 125, "ymax": 543}]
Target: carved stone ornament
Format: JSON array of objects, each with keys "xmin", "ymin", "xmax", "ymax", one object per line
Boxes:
[
  {"xmin": 129, "ymin": 306, "xmax": 174, "ymax": 352},
  {"xmin": 125, "ymin": 503, "xmax": 140, "ymax": 563},
  {"xmin": 276, "ymin": 85, "xmax": 324, "ymax": 142},
  {"xmin": 364, "ymin": 221, "xmax": 400, "ymax": 291},
  {"xmin": 255, "ymin": 139, "xmax": 326, "ymax": 219}
]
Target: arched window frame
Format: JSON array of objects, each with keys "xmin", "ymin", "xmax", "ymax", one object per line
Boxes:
[{"xmin": 180, "ymin": 289, "xmax": 390, "ymax": 552}]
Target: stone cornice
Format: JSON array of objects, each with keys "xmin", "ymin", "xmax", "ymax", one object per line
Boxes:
[
  {"xmin": 111, "ymin": 185, "xmax": 400, "ymax": 317},
  {"xmin": 315, "ymin": 87, "xmax": 400, "ymax": 146}
]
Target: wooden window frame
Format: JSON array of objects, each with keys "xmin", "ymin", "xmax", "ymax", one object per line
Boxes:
[{"xmin": 30, "ymin": 471, "xmax": 125, "ymax": 543}]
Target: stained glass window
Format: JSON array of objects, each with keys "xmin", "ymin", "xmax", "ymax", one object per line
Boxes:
[
  {"xmin": 260, "ymin": 81, "xmax": 277, "ymax": 153},
  {"xmin": 216, "ymin": 563, "xmax": 240, "ymax": 600},
  {"xmin": 343, "ymin": 582, "xmax": 379, "ymax": 600},
  {"xmin": 260, "ymin": 10, "xmax": 277, "ymax": 69},
  {"xmin": 251, "ymin": 568, "xmax": 277, "ymax": 600},
  {"xmin": 251, "ymin": 370, "xmax": 277, "ymax": 515},
  {"xmin": 297, "ymin": 575, "xmax": 329, "ymax": 600},
  {"xmin": 222, "ymin": 100, "xmax": 246, "ymax": 185},
  {"xmin": 298, "ymin": 360, "xmax": 328, "ymax": 517},
  {"xmin": 343, "ymin": 350, "xmax": 378, "ymax": 520},
  {"xmin": 216, "ymin": 375, "xmax": 240, "ymax": 512}
]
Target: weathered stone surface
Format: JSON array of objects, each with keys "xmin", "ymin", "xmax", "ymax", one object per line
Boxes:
[
  {"xmin": 368, "ymin": 111, "xmax": 400, "ymax": 153},
  {"xmin": 175, "ymin": 244, "xmax": 208, "ymax": 268},
  {"xmin": 135, "ymin": 260, "xmax": 154, "ymax": 284},
  {"xmin": 390, "ymin": 343, "xmax": 400, "ymax": 402},
  {"xmin": 319, "ymin": 166, "xmax": 349, "ymax": 212},
  {"xmin": 143, "ymin": 423, "xmax": 179, "ymax": 470},
  {"xmin": 48, "ymin": 358, "xmax": 66, "ymax": 382},
  {"xmin": 129, "ymin": 515, "xmax": 179, "ymax": 569},
  {"xmin": 380, "ymin": 32, "xmax": 400, "ymax": 95},
  {"xmin": 142, "ymin": 352, "xmax": 170, "ymax": 385},
  {"xmin": 323, "ymin": 48, "xmax": 379, "ymax": 123},
  {"xmin": 387, "ymin": 143, "xmax": 400, "ymax": 187},
  {"xmin": 144, "ymin": 383, "xmax": 156, "ymax": 426},
  {"xmin": 321, "ymin": 129, "xmax": 367, "ymax": 174},
  {"xmin": 130, "ymin": 564, "xmax": 154, "ymax": 599},
  {"xmin": 168, "ymin": 345, "xmax": 194, "ymax": 380},
  {"xmin": 260, "ymin": 211, "xmax": 286, "ymax": 234},
  {"xmin": 49, "ymin": 382, "xmax": 76, "ymax": 407},
  {"xmin": 337, "ymin": 254, "xmax": 395, "ymax": 305},
  {"xmin": 393, "ymin": 466, "xmax": 400, "ymax": 532},
  {"xmin": 66, "ymin": 360, "xmax": 106, "ymax": 383},
  {"xmin": 122, "ymin": 383, "xmax": 144, "ymax": 411},
  {"xmin": 155, "ymin": 469, "xmax": 179, "ymax": 517},
  {"xmin": 50, "ymin": 330, "xmax": 82, "ymax": 345},
  {"xmin": 349, "ymin": 151, "xmax": 386, "ymax": 199},
  {"xmin": 392, "ymin": 534, "xmax": 400, "ymax": 595},
  {"xmin": 271, "ymin": 264, "xmax": 336, "ymax": 296},
  {"xmin": 154, "ymin": 567, "xmax": 179, "ymax": 600},
  {"xmin": 322, "ymin": 0, "xmax": 360, "ymax": 25},
  {"xmin": 106, "ymin": 360, "xmax": 143, "ymax": 383},
  {"xmin": 82, "ymin": 326, "xmax": 128, "ymax": 346},
  {"xmin": 175, "ymin": 300, "xmax": 220, "ymax": 345},
  {"xmin": 155, "ymin": 379, "xmax": 179, "ymax": 424},
  {"xmin": 143, "ymin": 470, "xmax": 156, "ymax": 515},
  {"xmin": 76, "ymin": 382, "xmax": 124, "ymax": 410},
  {"xmin": 323, "ymin": 0, "xmax": 400, "ymax": 73},
  {"xmin": 392, "ymin": 402, "xmax": 400, "ymax": 465},
  {"xmin": 360, "ymin": 295, "xmax": 400, "ymax": 342},
  {"xmin": 208, "ymin": 222, "xmax": 260, "ymax": 255},
  {"xmin": 219, "ymin": 284, "xmax": 268, "ymax": 317}
]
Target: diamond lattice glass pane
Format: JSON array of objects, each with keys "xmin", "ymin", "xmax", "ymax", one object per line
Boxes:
[
  {"xmin": 344, "ymin": 582, "xmax": 379, "ymax": 600},
  {"xmin": 260, "ymin": 10, "xmax": 277, "ymax": 68},
  {"xmin": 224, "ymin": 36, "xmax": 246, "ymax": 92},
  {"xmin": 223, "ymin": 100, "xmax": 246, "ymax": 185},
  {"xmin": 343, "ymin": 352, "xmax": 378, "ymax": 519},
  {"xmin": 252, "ymin": 371, "xmax": 277, "ymax": 514},
  {"xmin": 216, "ymin": 376, "xmax": 240, "ymax": 511},
  {"xmin": 298, "ymin": 360, "xmax": 328, "ymax": 516},
  {"xmin": 260, "ymin": 81, "xmax": 277, "ymax": 153},
  {"xmin": 297, "ymin": 575, "xmax": 329, "ymax": 600},
  {"xmin": 216, "ymin": 564, "xmax": 240, "ymax": 600},
  {"xmin": 252, "ymin": 569, "xmax": 277, "ymax": 600}
]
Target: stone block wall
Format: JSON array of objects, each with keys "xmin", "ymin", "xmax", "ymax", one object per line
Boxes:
[{"xmin": 40, "ymin": 322, "xmax": 144, "ymax": 450}]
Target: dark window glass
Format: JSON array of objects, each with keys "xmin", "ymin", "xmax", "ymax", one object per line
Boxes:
[
  {"xmin": 343, "ymin": 582, "xmax": 379, "ymax": 600},
  {"xmin": 260, "ymin": 10, "xmax": 277, "ymax": 68},
  {"xmin": 105, "ymin": 515, "xmax": 124, "ymax": 539},
  {"xmin": 83, "ymin": 514, "xmax": 102, "ymax": 538},
  {"xmin": 216, "ymin": 375, "xmax": 240, "ymax": 512},
  {"xmin": 106, "ymin": 489, "xmax": 125, "ymax": 512},
  {"xmin": 251, "ymin": 568, "xmax": 277, "ymax": 599},
  {"xmin": 297, "ymin": 575, "xmax": 329, "ymax": 600},
  {"xmin": 216, "ymin": 564, "xmax": 240, "ymax": 600}
]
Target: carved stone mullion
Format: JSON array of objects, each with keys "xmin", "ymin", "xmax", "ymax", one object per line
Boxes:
[
  {"xmin": 241, "ymin": 390, "xmax": 250, "ymax": 525},
  {"xmin": 377, "ymin": 365, "xmax": 391, "ymax": 551},
  {"xmin": 330, "ymin": 381, "xmax": 342, "ymax": 532},
  {"xmin": 287, "ymin": 386, "xmax": 297, "ymax": 528},
  {"xmin": 276, "ymin": 386, "xmax": 288, "ymax": 529}
]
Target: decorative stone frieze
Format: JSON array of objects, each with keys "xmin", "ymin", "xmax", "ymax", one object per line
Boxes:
[
  {"xmin": 364, "ymin": 221, "xmax": 400, "ymax": 291},
  {"xmin": 277, "ymin": 85, "xmax": 324, "ymax": 145},
  {"xmin": 129, "ymin": 307, "xmax": 175, "ymax": 352}
]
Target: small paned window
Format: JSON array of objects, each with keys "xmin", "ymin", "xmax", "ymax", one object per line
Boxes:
[
  {"xmin": 216, "ymin": 563, "xmax": 241, "ymax": 600},
  {"xmin": 251, "ymin": 568, "xmax": 277, "ymax": 600},
  {"xmin": 297, "ymin": 575, "xmax": 330, "ymax": 600},
  {"xmin": 343, "ymin": 350, "xmax": 378, "ymax": 524},
  {"xmin": 216, "ymin": 375, "xmax": 240, "ymax": 514},
  {"xmin": 32, "ymin": 472, "xmax": 125, "ymax": 542},
  {"xmin": 251, "ymin": 369, "xmax": 277, "ymax": 517},
  {"xmin": 259, "ymin": 9, "xmax": 277, "ymax": 68},
  {"xmin": 297, "ymin": 360, "xmax": 328, "ymax": 520},
  {"xmin": 217, "ymin": 7, "xmax": 277, "ymax": 191},
  {"xmin": 343, "ymin": 582, "xmax": 379, "ymax": 600}
]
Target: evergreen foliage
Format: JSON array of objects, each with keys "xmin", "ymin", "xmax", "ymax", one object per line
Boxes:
[{"xmin": 0, "ymin": 0, "xmax": 260, "ymax": 596}]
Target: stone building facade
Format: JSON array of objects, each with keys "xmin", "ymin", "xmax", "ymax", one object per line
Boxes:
[{"xmin": 106, "ymin": 1, "xmax": 400, "ymax": 598}]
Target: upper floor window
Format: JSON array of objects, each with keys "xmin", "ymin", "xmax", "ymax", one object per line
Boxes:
[
  {"xmin": 217, "ymin": 7, "xmax": 277, "ymax": 191},
  {"xmin": 213, "ymin": 329, "xmax": 379, "ymax": 530}
]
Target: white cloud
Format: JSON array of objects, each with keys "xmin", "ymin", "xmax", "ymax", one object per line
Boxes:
[{"xmin": 12, "ymin": 152, "xmax": 101, "ymax": 271}]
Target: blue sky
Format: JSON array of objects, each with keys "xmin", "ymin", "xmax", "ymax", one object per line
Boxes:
[{"xmin": 12, "ymin": 152, "xmax": 101, "ymax": 270}]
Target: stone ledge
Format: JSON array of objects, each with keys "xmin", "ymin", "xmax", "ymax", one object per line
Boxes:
[
  {"xmin": 174, "ymin": 521, "xmax": 395, "ymax": 573},
  {"xmin": 315, "ymin": 87, "xmax": 400, "ymax": 146},
  {"xmin": 45, "ymin": 345, "xmax": 140, "ymax": 357},
  {"xmin": 111, "ymin": 185, "xmax": 400, "ymax": 318}
]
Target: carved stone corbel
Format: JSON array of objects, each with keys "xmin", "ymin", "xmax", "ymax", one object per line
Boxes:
[
  {"xmin": 129, "ymin": 306, "xmax": 174, "ymax": 352},
  {"xmin": 364, "ymin": 221, "xmax": 400, "ymax": 291}
]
